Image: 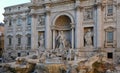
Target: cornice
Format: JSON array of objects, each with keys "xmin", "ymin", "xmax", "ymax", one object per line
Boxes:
[
  {"xmin": 51, "ymin": 25, "xmax": 72, "ymax": 31},
  {"xmin": 3, "ymin": 9, "xmax": 30, "ymax": 16},
  {"xmin": 29, "ymin": 0, "xmax": 74, "ymax": 9}
]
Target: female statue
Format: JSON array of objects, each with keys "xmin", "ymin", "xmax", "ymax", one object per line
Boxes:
[
  {"xmin": 84, "ymin": 29, "xmax": 93, "ymax": 47},
  {"xmin": 38, "ymin": 33, "xmax": 44, "ymax": 49}
]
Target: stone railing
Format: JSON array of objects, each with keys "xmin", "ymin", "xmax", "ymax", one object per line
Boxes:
[
  {"xmin": 7, "ymin": 45, "xmax": 13, "ymax": 50},
  {"xmin": 104, "ymin": 40, "xmax": 116, "ymax": 48},
  {"xmin": 15, "ymin": 45, "xmax": 23, "ymax": 50},
  {"xmin": 25, "ymin": 45, "xmax": 31, "ymax": 50},
  {"xmin": 109, "ymin": 70, "xmax": 120, "ymax": 73}
]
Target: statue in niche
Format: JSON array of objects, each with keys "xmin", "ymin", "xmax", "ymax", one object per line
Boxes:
[
  {"xmin": 56, "ymin": 31, "xmax": 66, "ymax": 50},
  {"xmin": 84, "ymin": 29, "xmax": 93, "ymax": 47},
  {"xmin": 38, "ymin": 33, "xmax": 44, "ymax": 50},
  {"xmin": 38, "ymin": 16, "xmax": 44, "ymax": 25},
  {"xmin": 31, "ymin": 0, "xmax": 35, "ymax": 3}
]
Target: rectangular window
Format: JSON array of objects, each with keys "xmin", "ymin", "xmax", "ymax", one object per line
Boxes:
[
  {"xmin": 9, "ymin": 19, "xmax": 12, "ymax": 26},
  {"xmin": 18, "ymin": 38, "xmax": 21, "ymax": 46},
  {"xmin": 107, "ymin": 32, "xmax": 113, "ymax": 43},
  {"xmin": 8, "ymin": 38, "xmax": 12, "ymax": 45},
  {"xmin": 27, "ymin": 37, "xmax": 31, "ymax": 46},
  {"xmin": 17, "ymin": 18, "xmax": 22, "ymax": 26},
  {"xmin": 107, "ymin": 52, "xmax": 113, "ymax": 59},
  {"xmin": 107, "ymin": 5, "xmax": 113, "ymax": 16},
  {"xmin": 27, "ymin": 16, "xmax": 31, "ymax": 25},
  {"xmin": 18, "ymin": 53, "xmax": 21, "ymax": 57}
]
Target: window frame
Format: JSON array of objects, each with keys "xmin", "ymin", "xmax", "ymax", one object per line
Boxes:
[
  {"xmin": 27, "ymin": 36, "xmax": 31, "ymax": 46},
  {"xmin": 107, "ymin": 31, "xmax": 114, "ymax": 43},
  {"xmin": 104, "ymin": 27, "xmax": 116, "ymax": 47},
  {"xmin": 18, "ymin": 37, "xmax": 21, "ymax": 46},
  {"xmin": 107, "ymin": 4, "xmax": 113, "ymax": 16},
  {"xmin": 16, "ymin": 34, "xmax": 22, "ymax": 46},
  {"xmin": 27, "ymin": 15, "xmax": 32, "ymax": 25},
  {"xmin": 8, "ymin": 38, "xmax": 12, "ymax": 46},
  {"xmin": 17, "ymin": 17, "xmax": 22, "ymax": 26},
  {"xmin": 8, "ymin": 19, "xmax": 12, "ymax": 26}
]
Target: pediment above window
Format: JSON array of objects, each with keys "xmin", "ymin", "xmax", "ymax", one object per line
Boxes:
[
  {"xmin": 105, "ymin": 26, "xmax": 116, "ymax": 31},
  {"xmin": 16, "ymin": 33, "xmax": 22, "ymax": 37},
  {"xmin": 7, "ymin": 35, "xmax": 13, "ymax": 38},
  {"xmin": 26, "ymin": 33, "xmax": 31, "ymax": 37}
]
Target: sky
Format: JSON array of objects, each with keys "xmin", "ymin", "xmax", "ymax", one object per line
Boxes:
[{"xmin": 0, "ymin": 0, "xmax": 30, "ymax": 23}]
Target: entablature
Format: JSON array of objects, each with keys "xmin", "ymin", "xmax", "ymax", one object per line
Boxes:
[
  {"xmin": 3, "ymin": 9, "xmax": 30, "ymax": 16},
  {"xmin": 51, "ymin": 25, "xmax": 73, "ymax": 30},
  {"xmin": 36, "ymin": 25, "xmax": 45, "ymax": 31}
]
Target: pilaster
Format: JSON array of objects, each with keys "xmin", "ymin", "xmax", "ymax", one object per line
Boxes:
[
  {"xmin": 75, "ymin": 0, "xmax": 83, "ymax": 49},
  {"xmin": 94, "ymin": 3, "xmax": 102, "ymax": 49},
  {"xmin": 71, "ymin": 23, "xmax": 75, "ymax": 49},
  {"xmin": 31, "ymin": 14, "xmax": 37, "ymax": 49},
  {"xmin": 52, "ymin": 30, "xmax": 56, "ymax": 49},
  {"xmin": 45, "ymin": 5, "xmax": 52, "ymax": 49}
]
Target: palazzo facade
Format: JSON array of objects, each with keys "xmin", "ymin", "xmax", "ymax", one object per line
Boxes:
[{"xmin": 3, "ymin": 0, "xmax": 120, "ymax": 63}]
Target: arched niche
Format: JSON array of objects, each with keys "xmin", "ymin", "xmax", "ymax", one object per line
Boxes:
[
  {"xmin": 51, "ymin": 14, "xmax": 75, "ymax": 49},
  {"xmin": 55, "ymin": 15, "xmax": 71, "ymax": 26}
]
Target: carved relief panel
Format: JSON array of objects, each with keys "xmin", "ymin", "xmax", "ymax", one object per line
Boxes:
[
  {"xmin": 37, "ymin": 15, "xmax": 45, "ymax": 26},
  {"xmin": 84, "ymin": 7, "xmax": 93, "ymax": 21}
]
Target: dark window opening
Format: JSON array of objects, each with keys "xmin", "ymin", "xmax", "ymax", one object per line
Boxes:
[
  {"xmin": 9, "ymin": 38, "xmax": 12, "ymax": 45},
  {"xmin": 27, "ymin": 37, "xmax": 31, "ymax": 46},
  {"xmin": 18, "ymin": 53, "xmax": 21, "ymax": 57},
  {"xmin": 9, "ymin": 19, "xmax": 12, "ymax": 26},
  {"xmin": 107, "ymin": 52, "xmax": 113, "ymax": 59},
  {"xmin": 18, "ymin": 38, "xmax": 21, "ymax": 46},
  {"xmin": 27, "ymin": 52, "xmax": 29, "ymax": 55}
]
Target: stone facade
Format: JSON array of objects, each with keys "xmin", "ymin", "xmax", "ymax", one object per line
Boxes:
[
  {"xmin": 0, "ymin": 23, "xmax": 4, "ymax": 59},
  {"xmin": 3, "ymin": 0, "xmax": 120, "ymax": 63}
]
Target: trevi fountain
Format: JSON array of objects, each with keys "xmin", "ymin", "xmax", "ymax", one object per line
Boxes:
[
  {"xmin": 2, "ymin": 0, "xmax": 120, "ymax": 73},
  {"xmin": 1, "ymin": 30, "xmax": 120, "ymax": 73}
]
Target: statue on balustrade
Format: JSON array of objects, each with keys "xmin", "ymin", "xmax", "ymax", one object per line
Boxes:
[{"xmin": 84, "ymin": 29, "xmax": 93, "ymax": 47}]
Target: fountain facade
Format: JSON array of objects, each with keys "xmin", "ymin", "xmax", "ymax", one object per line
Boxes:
[{"xmin": 2, "ymin": 0, "xmax": 120, "ymax": 73}]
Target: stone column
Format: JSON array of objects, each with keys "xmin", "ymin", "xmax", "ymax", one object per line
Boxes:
[
  {"xmin": 13, "ymin": 19, "xmax": 16, "ymax": 50},
  {"xmin": 45, "ymin": 8, "xmax": 52, "ymax": 49},
  {"xmin": 31, "ymin": 14, "xmax": 37, "ymax": 49},
  {"xmin": 117, "ymin": 4, "xmax": 120, "ymax": 48},
  {"xmin": 96, "ymin": 3, "xmax": 102, "ymax": 48},
  {"xmin": 22, "ymin": 17, "xmax": 26, "ymax": 50},
  {"xmin": 75, "ymin": 0, "xmax": 83, "ymax": 49},
  {"xmin": 71, "ymin": 23, "xmax": 75, "ymax": 49},
  {"xmin": 53, "ymin": 30, "xmax": 56, "ymax": 49}
]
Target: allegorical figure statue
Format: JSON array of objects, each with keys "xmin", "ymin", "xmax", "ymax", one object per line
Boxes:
[
  {"xmin": 38, "ymin": 33, "xmax": 45, "ymax": 59},
  {"xmin": 38, "ymin": 33, "xmax": 44, "ymax": 49},
  {"xmin": 84, "ymin": 29, "xmax": 93, "ymax": 47},
  {"xmin": 56, "ymin": 31, "xmax": 66, "ymax": 49},
  {"xmin": 38, "ymin": 16, "xmax": 44, "ymax": 25}
]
